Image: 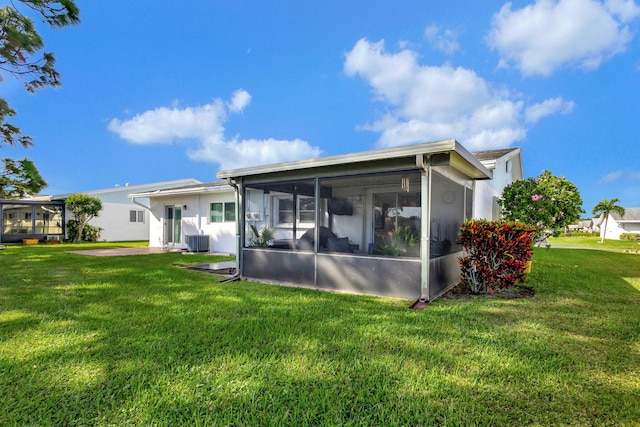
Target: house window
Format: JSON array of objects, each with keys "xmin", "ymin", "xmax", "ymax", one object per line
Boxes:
[
  {"xmin": 276, "ymin": 196, "xmax": 315, "ymax": 225},
  {"xmin": 129, "ymin": 210, "xmax": 144, "ymax": 223},
  {"xmin": 210, "ymin": 202, "xmax": 235, "ymax": 223}
]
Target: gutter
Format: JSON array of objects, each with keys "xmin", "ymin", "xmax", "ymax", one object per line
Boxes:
[{"xmin": 221, "ymin": 177, "xmax": 241, "ymax": 282}]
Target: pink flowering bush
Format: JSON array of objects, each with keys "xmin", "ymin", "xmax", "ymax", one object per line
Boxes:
[{"xmin": 498, "ymin": 170, "xmax": 584, "ymax": 238}]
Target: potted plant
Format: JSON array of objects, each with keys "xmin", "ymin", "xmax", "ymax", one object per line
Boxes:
[
  {"xmin": 375, "ymin": 226, "xmax": 420, "ymax": 257},
  {"xmin": 248, "ymin": 225, "xmax": 276, "ymax": 247}
]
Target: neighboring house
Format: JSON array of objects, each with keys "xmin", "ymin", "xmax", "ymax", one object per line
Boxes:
[
  {"xmin": 128, "ymin": 181, "xmax": 236, "ymax": 254},
  {"xmin": 596, "ymin": 208, "xmax": 640, "ymax": 240},
  {"xmin": 27, "ymin": 179, "xmax": 202, "ymax": 242},
  {"xmin": 568, "ymin": 219, "xmax": 595, "ymax": 232},
  {"xmin": 216, "ymin": 139, "xmax": 523, "ymax": 302}
]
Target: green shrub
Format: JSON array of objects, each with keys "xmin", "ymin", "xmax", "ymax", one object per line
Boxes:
[
  {"xmin": 562, "ymin": 230, "xmax": 599, "ymax": 237},
  {"xmin": 620, "ymin": 233, "xmax": 640, "ymax": 241},
  {"xmin": 457, "ymin": 220, "xmax": 537, "ymax": 294},
  {"xmin": 498, "ymin": 170, "xmax": 584, "ymax": 237},
  {"xmin": 65, "ymin": 220, "xmax": 102, "ymax": 242}
]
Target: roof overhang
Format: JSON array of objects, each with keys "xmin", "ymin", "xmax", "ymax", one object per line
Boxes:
[
  {"xmin": 477, "ymin": 147, "xmax": 522, "ymax": 171},
  {"xmin": 129, "ymin": 184, "xmax": 234, "ymax": 199},
  {"xmin": 217, "ymin": 139, "xmax": 492, "ymax": 181}
]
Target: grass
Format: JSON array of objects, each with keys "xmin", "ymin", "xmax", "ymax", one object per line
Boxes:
[
  {"xmin": 1, "ymin": 242, "xmax": 639, "ymax": 426},
  {"xmin": 549, "ymin": 235, "xmax": 640, "ymax": 251}
]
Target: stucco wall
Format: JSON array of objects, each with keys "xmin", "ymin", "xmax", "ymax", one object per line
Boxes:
[
  {"xmin": 600, "ymin": 214, "xmax": 640, "ymax": 240},
  {"xmin": 147, "ymin": 192, "xmax": 237, "ymax": 254},
  {"xmin": 473, "ymin": 155, "xmax": 522, "ymax": 221},
  {"xmin": 71, "ymin": 202, "xmax": 149, "ymax": 242}
]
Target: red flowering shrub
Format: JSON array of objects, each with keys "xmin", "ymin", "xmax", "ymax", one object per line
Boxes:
[{"xmin": 457, "ymin": 220, "xmax": 537, "ymax": 294}]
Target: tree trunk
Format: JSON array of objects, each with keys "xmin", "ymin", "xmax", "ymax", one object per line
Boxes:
[
  {"xmin": 600, "ymin": 215, "xmax": 609, "ymax": 243},
  {"xmin": 74, "ymin": 219, "xmax": 85, "ymax": 243},
  {"xmin": 75, "ymin": 224, "xmax": 84, "ymax": 243}
]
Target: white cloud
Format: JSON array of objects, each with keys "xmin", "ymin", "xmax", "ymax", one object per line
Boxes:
[
  {"xmin": 108, "ymin": 91, "xmax": 320, "ymax": 169},
  {"xmin": 598, "ymin": 169, "xmax": 625, "ymax": 183},
  {"xmin": 606, "ymin": 0, "xmax": 640, "ymax": 22},
  {"xmin": 487, "ymin": 0, "xmax": 639, "ymax": 77},
  {"xmin": 228, "ymin": 89, "xmax": 251, "ymax": 113},
  {"xmin": 344, "ymin": 38, "xmax": 572, "ymax": 150},
  {"xmin": 525, "ymin": 97, "xmax": 575, "ymax": 123},
  {"xmin": 187, "ymin": 137, "xmax": 321, "ymax": 171},
  {"xmin": 424, "ymin": 24, "xmax": 461, "ymax": 55},
  {"xmin": 598, "ymin": 169, "xmax": 640, "ymax": 184},
  {"xmin": 107, "ymin": 100, "xmax": 226, "ymax": 144}
]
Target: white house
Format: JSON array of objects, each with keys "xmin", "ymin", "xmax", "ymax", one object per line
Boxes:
[
  {"xmin": 472, "ymin": 147, "xmax": 524, "ymax": 220},
  {"xmin": 50, "ymin": 179, "xmax": 202, "ymax": 241},
  {"xmin": 597, "ymin": 208, "xmax": 640, "ymax": 240},
  {"xmin": 128, "ymin": 181, "xmax": 236, "ymax": 254}
]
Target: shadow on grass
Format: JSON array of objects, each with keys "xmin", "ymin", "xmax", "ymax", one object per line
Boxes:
[{"xmin": 0, "ymin": 245, "xmax": 639, "ymax": 425}]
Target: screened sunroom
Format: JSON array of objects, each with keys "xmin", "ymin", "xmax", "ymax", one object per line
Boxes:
[
  {"xmin": 217, "ymin": 139, "xmax": 492, "ymax": 301},
  {"xmin": 0, "ymin": 199, "xmax": 65, "ymax": 244}
]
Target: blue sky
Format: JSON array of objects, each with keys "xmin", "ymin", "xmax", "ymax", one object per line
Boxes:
[{"xmin": 2, "ymin": 0, "xmax": 639, "ymax": 213}]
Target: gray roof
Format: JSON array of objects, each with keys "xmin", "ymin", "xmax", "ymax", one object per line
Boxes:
[
  {"xmin": 52, "ymin": 178, "xmax": 202, "ymax": 199},
  {"xmin": 612, "ymin": 208, "xmax": 640, "ymax": 221},
  {"xmin": 148, "ymin": 181, "xmax": 228, "ymax": 192},
  {"xmin": 472, "ymin": 147, "xmax": 520, "ymax": 162},
  {"xmin": 128, "ymin": 181, "xmax": 233, "ymax": 198}
]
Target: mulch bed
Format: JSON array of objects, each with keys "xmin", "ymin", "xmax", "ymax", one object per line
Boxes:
[{"xmin": 441, "ymin": 282, "xmax": 535, "ymax": 300}]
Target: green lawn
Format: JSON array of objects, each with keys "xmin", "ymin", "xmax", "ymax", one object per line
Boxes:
[
  {"xmin": 549, "ymin": 235, "xmax": 640, "ymax": 251},
  {"xmin": 1, "ymin": 242, "xmax": 639, "ymax": 426}
]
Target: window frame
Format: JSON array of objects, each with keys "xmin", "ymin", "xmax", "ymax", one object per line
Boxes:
[
  {"xmin": 129, "ymin": 210, "xmax": 144, "ymax": 223},
  {"xmin": 274, "ymin": 195, "xmax": 315, "ymax": 227},
  {"xmin": 210, "ymin": 202, "xmax": 236, "ymax": 223}
]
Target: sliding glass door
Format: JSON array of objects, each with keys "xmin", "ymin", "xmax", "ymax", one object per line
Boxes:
[{"xmin": 164, "ymin": 206, "xmax": 182, "ymax": 245}]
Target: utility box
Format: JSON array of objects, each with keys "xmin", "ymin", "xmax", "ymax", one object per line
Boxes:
[{"xmin": 185, "ymin": 235, "xmax": 210, "ymax": 252}]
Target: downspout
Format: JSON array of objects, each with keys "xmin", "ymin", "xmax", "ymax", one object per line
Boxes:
[
  {"xmin": 223, "ymin": 177, "xmax": 241, "ymax": 282},
  {"xmin": 131, "ymin": 197, "xmax": 151, "ymax": 211},
  {"xmin": 417, "ymin": 154, "xmax": 432, "ymax": 304},
  {"xmin": 197, "ymin": 193, "xmax": 201, "ymax": 231},
  {"xmin": 130, "ymin": 197, "xmax": 155, "ymax": 246},
  {"xmin": 314, "ymin": 177, "xmax": 320, "ymax": 287}
]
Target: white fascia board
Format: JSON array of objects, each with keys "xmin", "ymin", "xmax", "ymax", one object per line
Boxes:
[
  {"xmin": 217, "ymin": 139, "xmax": 491, "ymax": 180},
  {"xmin": 128, "ymin": 185, "xmax": 234, "ymax": 199}
]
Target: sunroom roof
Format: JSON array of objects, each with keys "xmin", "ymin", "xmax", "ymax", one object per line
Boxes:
[{"xmin": 217, "ymin": 139, "xmax": 492, "ymax": 181}]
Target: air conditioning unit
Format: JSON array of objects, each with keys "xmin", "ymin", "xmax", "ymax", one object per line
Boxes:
[{"xmin": 185, "ymin": 235, "xmax": 209, "ymax": 252}]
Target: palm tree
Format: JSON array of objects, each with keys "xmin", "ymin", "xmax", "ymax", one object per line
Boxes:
[{"xmin": 592, "ymin": 198, "xmax": 625, "ymax": 243}]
